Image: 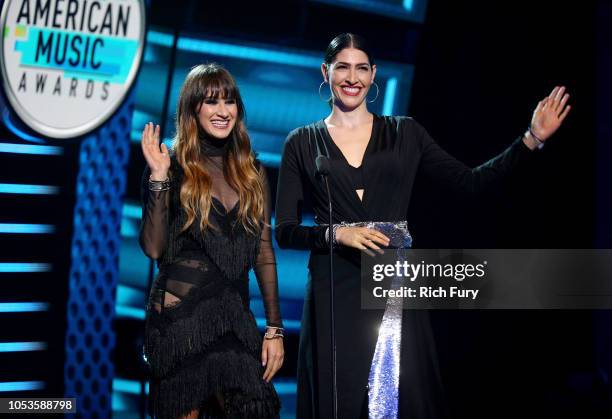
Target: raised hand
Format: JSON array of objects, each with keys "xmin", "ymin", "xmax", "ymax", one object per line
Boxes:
[
  {"xmin": 141, "ymin": 122, "xmax": 170, "ymax": 181},
  {"xmin": 529, "ymin": 86, "xmax": 571, "ymax": 143}
]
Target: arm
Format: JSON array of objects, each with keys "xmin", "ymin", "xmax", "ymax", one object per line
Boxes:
[
  {"xmin": 256, "ymin": 164, "xmax": 285, "ymax": 382},
  {"xmin": 274, "ymin": 134, "xmax": 328, "ymax": 250},
  {"xmin": 138, "ymin": 123, "xmax": 171, "ymax": 260},
  {"xmin": 139, "ymin": 166, "xmax": 170, "ymax": 260},
  {"xmin": 418, "ymin": 86, "xmax": 571, "ymax": 195},
  {"xmin": 417, "ymin": 122, "xmax": 533, "ymax": 197},
  {"xmin": 254, "ymin": 165, "xmax": 283, "ymax": 328}
]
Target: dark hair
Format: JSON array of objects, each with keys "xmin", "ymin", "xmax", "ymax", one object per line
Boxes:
[
  {"xmin": 182, "ymin": 63, "xmax": 246, "ymax": 124},
  {"xmin": 324, "ymin": 33, "xmax": 375, "ymax": 67},
  {"xmin": 174, "ymin": 63, "xmax": 264, "ymax": 235}
]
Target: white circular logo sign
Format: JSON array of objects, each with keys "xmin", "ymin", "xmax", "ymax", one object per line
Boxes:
[{"xmin": 0, "ymin": 0, "xmax": 145, "ymax": 138}]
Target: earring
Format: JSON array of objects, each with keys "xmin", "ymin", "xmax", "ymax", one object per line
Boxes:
[
  {"xmin": 319, "ymin": 81, "xmax": 332, "ymax": 102},
  {"xmin": 367, "ymin": 82, "xmax": 380, "ymax": 103}
]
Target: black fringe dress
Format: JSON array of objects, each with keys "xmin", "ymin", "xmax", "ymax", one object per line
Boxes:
[{"xmin": 139, "ymin": 137, "xmax": 282, "ymax": 419}]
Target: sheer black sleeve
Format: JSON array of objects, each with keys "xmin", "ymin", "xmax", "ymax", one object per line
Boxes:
[
  {"xmin": 274, "ymin": 134, "xmax": 328, "ymax": 250},
  {"xmin": 254, "ymin": 165, "xmax": 283, "ymax": 328},
  {"xmin": 414, "ymin": 120, "xmax": 535, "ymax": 196},
  {"xmin": 139, "ymin": 166, "xmax": 170, "ymax": 260}
]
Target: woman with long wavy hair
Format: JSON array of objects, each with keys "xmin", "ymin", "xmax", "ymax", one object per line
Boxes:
[{"xmin": 139, "ymin": 63, "xmax": 284, "ymax": 418}]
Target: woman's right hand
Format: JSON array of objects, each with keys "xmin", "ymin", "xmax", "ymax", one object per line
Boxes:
[
  {"xmin": 335, "ymin": 226, "xmax": 390, "ymax": 251},
  {"xmin": 141, "ymin": 122, "xmax": 170, "ymax": 180}
]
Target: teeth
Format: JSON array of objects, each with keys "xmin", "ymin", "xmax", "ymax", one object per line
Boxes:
[
  {"xmin": 211, "ymin": 120, "xmax": 229, "ymax": 128},
  {"xmin": 342, "ymin": 87, "xmax": 359, "ymax": 94}
]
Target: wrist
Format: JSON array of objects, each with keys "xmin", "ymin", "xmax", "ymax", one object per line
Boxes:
[
  {"xmin": 150, "ymin": 171, "xmax": 168, "ymax": 181},
  {"xmin": 523, "ymin": 129, "xmax": 544, "ymax": 151},
  {"xmin": 334, "ymin": 226, "xmax": 345, "ymax": 245},
  {"xmin": 326, "ymin": 225, "xmax": 342, "ymax": 247},
  {"xmin": 264, "ymin": 326, "xmax": 284, "ymax": 339},
  {"xmin": 522, "ymin": 130, "xmax": 538, "ymax": 150},
  {"xmin": 148, "ymin": 175, "xmax": 170, "ymax": 191}
]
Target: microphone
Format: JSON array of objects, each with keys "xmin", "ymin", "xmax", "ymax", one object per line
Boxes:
[{"xmin": 315, "ymin": 154, "xmax": 331, "ymax": 177}]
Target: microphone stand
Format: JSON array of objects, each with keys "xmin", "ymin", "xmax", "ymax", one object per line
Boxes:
[{"xmin": 316, "ymin": 156, "xmax": 337, "ymax": 419}]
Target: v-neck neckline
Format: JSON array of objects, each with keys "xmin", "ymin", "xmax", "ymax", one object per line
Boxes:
[
  {"xmin": 319, "ymin": 113, "xmax": 378, "ymax": 170},
  {"xmin": 318, "ymin": 114, "xmax": 378, "ymax": 209},
  {"xmin": 211, "ymin": 196, "xmax": 239, "ymax": 215}
]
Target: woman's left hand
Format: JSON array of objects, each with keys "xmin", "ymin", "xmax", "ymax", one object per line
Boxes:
[
  {"xmin": 529, "ymin": 85, "xmax": 571, "ymax": 142},
  {"xmin": 262, "ymin": 334, "xmax": 284, "ymax": 382}
]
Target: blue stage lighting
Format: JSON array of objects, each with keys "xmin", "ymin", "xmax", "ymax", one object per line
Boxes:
[
  {"xmin": 0, "ymin": 143, "xmax": 63, "ymax": 155},
  {"xmin": 383, "ymin": 77, "xmax": 398, "ymax": 116},
  {"xmin": 0, "ymin": 302, "xmax": 49, "ymax": 313},
  {"xmin": 0, "ymin": 263, "xmax": 52, "ymax": 273},
  {"xmin": 112, "ymin": 379, "xmax": 149, "ymax": 395},
  {"xmin": 0, "ymin": 342, "xmax": 47, "ymax": 352},
  {"xmin": 0, "ymin": 183, "xmax": 59, "ymax": 194},
  {"xmin": 176, "ymin": 37, "xmax": 322, "ymax": 68},
  {"xmin": 115, "ymin": 306, "xmax": 146, "ymax": 320},
  {"xmin": 0, "ymin": 381, "xmax": 45, "ymax": 392},
  {"xmin": 0, "ymin": 224, "xmax": 55, "ymax": 234},
  {"xmin": 309, "ymin": 0, "xmax": 426, "ymax": 21},
  {"xmin": 1, "ymin": 109, "xmax": 47, "ymax": 144}
]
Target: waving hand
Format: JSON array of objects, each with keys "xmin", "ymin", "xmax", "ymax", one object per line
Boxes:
[
  {"xmin": 141, "ymin": 122, "xmax": 170, "ymax": 180},
  {"xmin": 529, "ymin": 86, "xmax": 571, "ymax": 143}
]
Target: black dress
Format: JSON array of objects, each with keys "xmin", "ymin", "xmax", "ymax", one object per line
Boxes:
[
  {"xmin": 274, "ymin": 115, "xmax": 535, "ymax": 418},
  {"xmin": 140, "ymin": 137, "xmax": 282, "ymax": 419}
]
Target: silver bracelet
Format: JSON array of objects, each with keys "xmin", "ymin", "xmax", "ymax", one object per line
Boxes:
[
  {"xmin": 332, "ymin": 224, "xmax": 340, "ymax": 246},
  {"xmin": 527, "ymin": 126, "xmax": 545, "ymax": 149},
  {"xmin": 148, "ymin": 175, "xmax": 170, "ymax": 191},
  {"xmin": 325, "ymin": 225, "xmax": 341, "ymax": 246}
]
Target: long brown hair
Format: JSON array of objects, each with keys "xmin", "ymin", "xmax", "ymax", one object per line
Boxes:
[{"xmin": 173, "ymin": 63, "xmax": 265, "ymax": 235}]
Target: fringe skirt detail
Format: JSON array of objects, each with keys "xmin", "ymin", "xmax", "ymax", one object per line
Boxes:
[{"xmin": 144, "ymin": 261, "xmax": 280, "ymax": 419}]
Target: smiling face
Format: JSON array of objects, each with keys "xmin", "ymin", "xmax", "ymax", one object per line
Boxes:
[
  {"xmin": 323, "ymin": 47, "xmax": 376, "ymax": 110},
  {"xmin": 197, "ymin": 95, "xmax": 238, "ymax": 139}
]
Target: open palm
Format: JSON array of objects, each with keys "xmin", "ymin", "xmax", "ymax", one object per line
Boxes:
[
  {"xmin": 530, "ymin": 86, "xmax": 571, "ymax": 142},
  {"xmin": 141, "ymin": 122, "xmax": 170, "ymax": 180}
]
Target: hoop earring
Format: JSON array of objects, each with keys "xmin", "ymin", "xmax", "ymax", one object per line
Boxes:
[
  {"xmin": 319, "ymin": 81, "xmax": 332, "ymax": 102},
  {"xmin": 367, "ymin": 82, "xmax": 380, "ymax": 103}
]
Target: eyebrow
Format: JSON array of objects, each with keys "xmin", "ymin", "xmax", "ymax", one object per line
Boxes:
[{"xmin": 334, "ymin": 61, "xmax": 371, "ymax": 67}]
